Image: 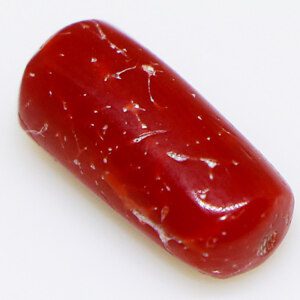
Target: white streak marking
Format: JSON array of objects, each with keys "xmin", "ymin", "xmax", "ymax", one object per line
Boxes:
[
  {"xmin": 132, "ymin": 209, "xmax": 171, "ymax": 247},
  {"xmin": 167, "ymin": 151, "xmax": 189, "ymax": 162},
  {"xmin": 93, "ymin": 21, "xmax": 128, "ymax": 57},
  {"xmin": 142, "ymin": 64, "xmax": 158, "ymax": 105},
  {"xmin": 25, "ymin": 123, "xmax": 48, "ymax": 137},
  {"xmin": 60, "ymin": 31, "xmax": 72, "ymax": 35},
  {"xmin": 160, "ymin": 206, "xmax": 170, "ymax": 222},
  {"xmin": 192, "ymin": 191, "xmax": 249, "ymax": 213},
  {"xmin": 94, "ymin": 21, "xmax": 106, "ymax": 39},
  {"xmin": 133, "ymin": 130, "xmax": 167, "ymax": 143},
  {"xmin": 107, "ymin": 66, "xmax": 136, "ymax": 80}
]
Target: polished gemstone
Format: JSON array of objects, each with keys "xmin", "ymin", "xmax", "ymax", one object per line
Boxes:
[{"xmin": 19, "ymin": 20, "xmax": 294, "ymax": 278}]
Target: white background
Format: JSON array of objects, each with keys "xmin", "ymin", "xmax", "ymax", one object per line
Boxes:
[{"xmin": 0, "ymin": 1, "xmax": 299, "ymax": 299}]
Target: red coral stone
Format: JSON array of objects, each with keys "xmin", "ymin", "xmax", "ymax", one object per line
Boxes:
[{"xmin": 19, "ymin": 20, "xmax": 294, "ymax": 278}]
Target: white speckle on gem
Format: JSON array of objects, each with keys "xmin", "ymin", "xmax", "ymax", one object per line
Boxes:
[
  {"xmin": 165, "ymin": 185, "xmax": 171, "ymax": 192},
  {"xmin": 90, "ymin": 57, "xmax": 97, "ymax": 63},
  {"xmin": 142, "ymin": 64, "xmax": 155, "ymax": 76},
  {"xmin": 73, "ymin": 159, "xmax": 80, "ymax": 166},
  {"xmin": 62, "ymin": 101, "xmax": 68, "ymax": 111},
  {"xmin": 194, "ymin": 189, "xmax": 210, "ymax": 200},
  {"xmin": 25, "ymin": 100, "xmax": 31, "ymax": 108},
  {"xmin": 102, "ymin": 124, "xmax": 108, "ymax": 135},
  {"xmin": 103, "ymin": 157, "xmax": 108, "ymax": 164},
  {"xmin": 232, "ymin": 160, "xmax": 239, "ymax": 166},
  {"xmin": 200, "ymin": 158, "xmax": 218, "ymax": 169},
  {"xmin": 29, "ymin": 72, "xmax": 35, "ymax": 77},
  {"xmin": 123, "ymin": 100, "xmax": 147, "ymax": 129}
]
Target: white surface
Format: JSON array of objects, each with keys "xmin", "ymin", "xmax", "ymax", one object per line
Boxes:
[{"xmin": 0, "ymin": 1, "xmax": 299, "ymax": 299}]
